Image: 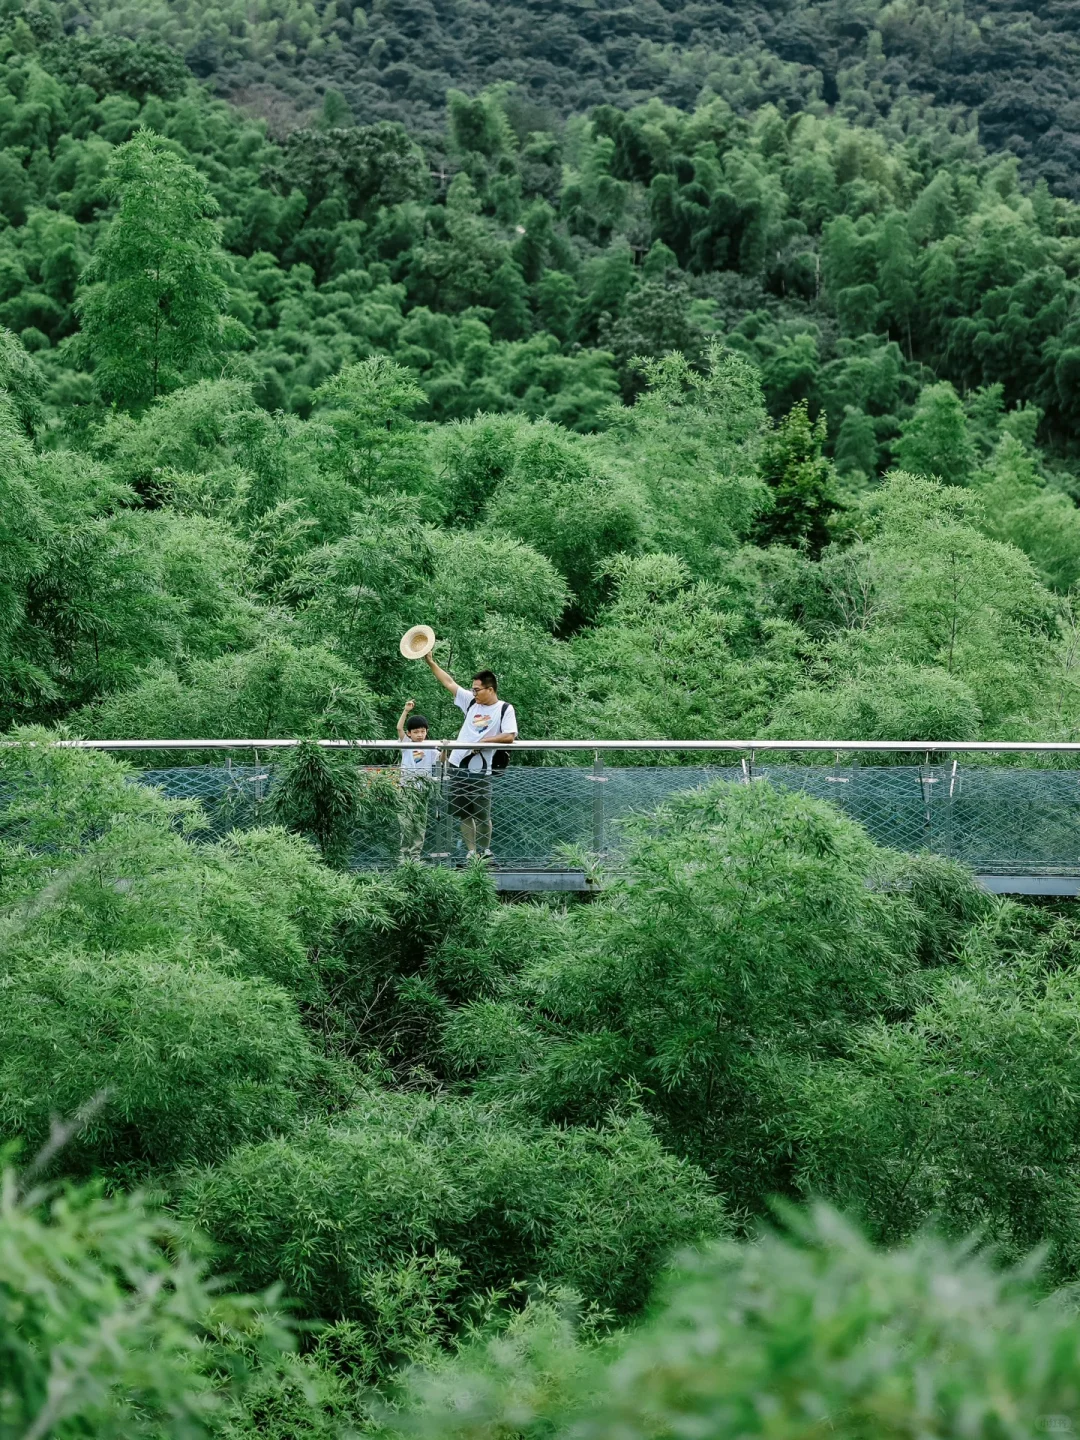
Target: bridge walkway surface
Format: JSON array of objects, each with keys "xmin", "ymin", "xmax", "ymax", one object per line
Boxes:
[{"xmin": 14, "ymin": 739, "xmax": 1080, "ymax": 898}]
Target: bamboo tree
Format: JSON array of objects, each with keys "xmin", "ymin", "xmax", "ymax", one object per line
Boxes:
[{"xmin": 77, "ymin": 130, "xmax": 228, "ymax": 406}]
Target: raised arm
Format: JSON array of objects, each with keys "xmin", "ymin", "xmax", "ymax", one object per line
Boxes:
[
  {"xmin": 424, "ymin": 652, "xmax": 459, "ymax": 695},
  {"xmin": 396, "ymin": 699, "xmax": 415, "ymax": 741}
]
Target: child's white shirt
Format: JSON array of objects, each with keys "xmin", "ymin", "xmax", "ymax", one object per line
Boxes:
[{"xmin": 401, "ymin": 742, "xmax": 438, "ymax": 784}]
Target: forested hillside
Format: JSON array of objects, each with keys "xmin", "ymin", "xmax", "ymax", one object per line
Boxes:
[
  {"xmin": 12, "ymin": 1, "xmax": 1080, "ymax": 1436},
  {"xmin": 27, "ymin": 0, "xmax": 1080, "ymax": 197},
  {"xmin": 5, "ymin": 1, "xmax": 1080, "ymax": 742}
]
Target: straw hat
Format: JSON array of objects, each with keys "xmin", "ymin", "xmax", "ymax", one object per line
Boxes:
[{"xmin": 399, "ymin": 624, "xmax": 436, "ymax": 660}]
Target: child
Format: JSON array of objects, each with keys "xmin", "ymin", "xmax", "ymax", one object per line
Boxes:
[{"xmin": 396, "ymin": 700, "xmax": 437, "ymax": 860}]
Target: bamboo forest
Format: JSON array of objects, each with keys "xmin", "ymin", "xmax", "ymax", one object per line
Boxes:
[{"xmin": 11, "ymin": 1, "xmax": 1080, "ymax": 1435}]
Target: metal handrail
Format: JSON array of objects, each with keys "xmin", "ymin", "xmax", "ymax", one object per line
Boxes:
[{"xmin": 10, "ymin": 738, "xmax": 1080, "ymax": 754}]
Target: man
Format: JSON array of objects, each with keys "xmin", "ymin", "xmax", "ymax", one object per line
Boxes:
[{"xmin": 423, "ymin": 654, "xmax": 517, "ymax": 862}]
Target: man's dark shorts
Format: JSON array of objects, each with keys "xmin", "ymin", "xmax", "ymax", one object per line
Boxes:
[{"xmin": 448, "ymin": 766, "xmax": 492, "ymax": 824}]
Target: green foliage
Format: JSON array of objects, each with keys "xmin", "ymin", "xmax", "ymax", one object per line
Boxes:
[
  {"xmin": 289, "ymin": 500, "xmax": 439, "ymax": 685},
  {"xmin": 0, "ymin": 735, "xmax": 353, "ymax": 989},
  {"xmin": 0, "ymin": 729, "xmax": 207, "ymax": 940},
  {"xmin": 278, "ymin": 122, "xmax": 428, "ymax": 219},
  {"xmin": 793, "ymin": 903, "xmax": 1080, "ymax": 1276},
  {"xmin": 10, "ymin": 6, "xmax": 1080, "ymax": 1430},
  {"xmin": 182, "ymin": 1090, "xmax": 725, "ymax": 1362},
  {"xmin": 446, "ymin": 780, "xmax": 953, "ymax": 1203},
  {"xmin": 325, "ymin": 859, "xmax": 499, "ymax": 1071},
  {"xmin": 0, "ymin": 739, "xmax": 347, "ymax": 1172},
  {"xmin": 975, "ymin": 434, "xmax": 1080, "ymax": 593},
  {"xmin": 869, "ymin": 849, "xmax": 994, "ymax": 970},
  {"xmin": 487, "ymin": 424, "xmax": 641, "ymax": 617},
  {"xmin": 434, "ymin": 414, "xmax": 523, "ymax": 526},
  {"xmin": 0, "ymin": 1163, "xmax": 292, "ymax": 1439},
  {"xmin": 861, "ymin": 473, "xmax": 1054, "ymax": 726},
  {"xmin": 753, "ymin": 400, "xmax": 840, "ymax": 555},
  {"xmin": 394, "ymin": 1291, "xmax": 595, "ymax": 1440},
  {"xmin": 45, "ymin": 32, "xmax": 189, "ymax": 102},
  {"xmin": 426, "ymin": 531, "xmax": 568, "ymax": 635},
  {"xmin": 597, "ymin": 347, "xmax": 767, "ymax": 576},
  {"xmin": 311, "ymin": 357, "xmax": 430, "ymax": 497},
  {"xmin": 402, "ymin": 1208, "xmax": 1080, "ymax": 1440},
  {"xmin": 82, "ymin": 640, "xmax": 379, "ymax": 745},
  {"xmin": 0, "ymin": 323, "xmax": 46, "ymax": 433},
  {"xmin": 757, "ymin": 471, "xmax": 1060, "ymax": 735},
  {"xmin": 768, "ymin": 662, "xmax": 982, "ymax": 743},
  {"xmin": 0, "ymin": 945, "xmax": 318, "ymax": 1172},
  {"xmin": 565, "ymin": 552, "xmax": 805, "ymax": 743},
  {"xmin": 269, "ymin": 739, "xmax": 366, "ymax": 869},
  {"xmin": 0, "ymin": 394, "xmax": 46, "ymax": 712},
  {"xmin": 77, "ymin": 129, "xmax": 229, "ymax": 403},
  {"xmin": 895, "ymin": 381, "xmax": 976, "ymax": 486},
  {"xmin": 269, "ymin": 739, "xmax": 431, "ymax": 874}
]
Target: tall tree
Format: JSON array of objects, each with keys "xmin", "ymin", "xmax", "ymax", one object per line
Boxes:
[
  {"xmin": 77, "ymin": 129, "xmax": 228, "ymax": 406},
  {"xmin": 754, "ymin": 400, "xmax": 840, "ymax": 555},
  {"xmin": 895, "ymin": 382, "xmax": 976, "ymax": 486}
]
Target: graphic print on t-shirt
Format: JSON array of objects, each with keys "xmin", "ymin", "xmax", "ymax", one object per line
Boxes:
[
  {"xmin": 450, "ymin": 687, "xmax": 517, "ymax": 772},
  {"xmin": 401, "ymin": 745, "xmax": 437, "ymax": 783}
]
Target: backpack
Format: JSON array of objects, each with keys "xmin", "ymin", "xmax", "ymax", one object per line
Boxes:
[{"xmin": 465, "ymin": 699, "xmax": 512, "ymax": 773}]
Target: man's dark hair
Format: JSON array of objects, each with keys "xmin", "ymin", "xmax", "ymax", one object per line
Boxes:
[{"xmin": 472, "ymin": 670, "xmax": 498, "ymax": 691}]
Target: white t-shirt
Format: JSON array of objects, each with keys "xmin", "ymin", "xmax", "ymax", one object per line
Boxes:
[
  {"xmin": 450, "ymin": 687, "xmax": 518, "ymax": 773},
  {"xmin": 400, "ymin": 743, "xmax": 438, "ymax": 784}
]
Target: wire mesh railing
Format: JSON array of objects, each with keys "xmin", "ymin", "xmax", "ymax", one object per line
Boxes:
[{"xmin": 8, "ymin": 738, "xmax": 1080, "ymax": 877}]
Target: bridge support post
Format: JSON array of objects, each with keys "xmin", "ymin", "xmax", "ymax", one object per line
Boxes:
[
  {"xmin": 435, "ymin": 754, "xmax": 452, "ymax": 865},
  {"xmin": 253, "ymin": 746, "xmax": 262, "ymax": 820},
  {"xmin": 944, "ymin": 758, "xmax": 958, "ymax": 859},
  {"xmin": 592, "ymin": 750, "xmax": 606, "ymax": 859}
]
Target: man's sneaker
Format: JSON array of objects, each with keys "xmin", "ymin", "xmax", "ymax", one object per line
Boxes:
[
  {"xmin": 464, "ymin": 850, "xmax": 477, "ymax": 863},
  {"xmin": 478, "ymin": 848, "xmax": 494, "ymax": 863}
]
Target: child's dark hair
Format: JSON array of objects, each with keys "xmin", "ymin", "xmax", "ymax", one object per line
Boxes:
[
  {"xmin": 472, "ymin": 670, "xmax": 498, "ymax": 690},
  {"xmin": 405, "ymin": 714, "xmax": 429, "ymax": 732}
]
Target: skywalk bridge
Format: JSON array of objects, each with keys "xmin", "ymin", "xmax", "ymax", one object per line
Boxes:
[{"xmin": 25, "ymin": 738, "xmax": 1080, "ymax": 897}]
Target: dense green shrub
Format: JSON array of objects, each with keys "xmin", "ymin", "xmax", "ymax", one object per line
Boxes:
[
  {"xmin": 792, "ymin": 914, "xmax": 1080, "ymax": 1274},
  {"xmin": 0, "ymin": 732, "xmax": 209, "ymax": 954},
  {"xmin": 268, "ymin": 739, "xmax": 372, "ymax": 870},
  {"xmin": 486, "ymin": 426, "xmax": 642, "ymax": 618},
  {"xmin": 212, "ymin": 1352, "xmax": 359, "ymax": 1440},
  {"xmin": 868, "ymin": 849, "xmax": 995, "ymax": 968},
  {"xmin": 0, "ymin": 1163, "xmax": 291, "ymax": 1439},
  {"xmin": 193, "ymin": 827, "xmax": 358, "ymax": 1000},
  {"xmin": 402, "ymin": 1207, "xmax": 1080, "ymax": 1440},
  {"xmin": 0, "ymin": 946, "xmax": 319, "ymax": 1172},
  {"xmin": 0, "ymin": 740, "xmax": 357, "ymax": 1003},
  {"xmin": 325, "ymin": 862, "xmax": 501, "ymax": 1070},
  {"xmin": 182, "ymin": 1091, "xmax": 726, "ymax": 1367},
  {"xmin": 82, "ymin": 641, "xmax": 379, "ymax": 745},
  {"xmin": 767, "ymin": 662, "xmax": 983, "ymax": 744},
  {"xmin": 446, "ymin": 780, "xmax": 942, "ymax": 1200}
]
